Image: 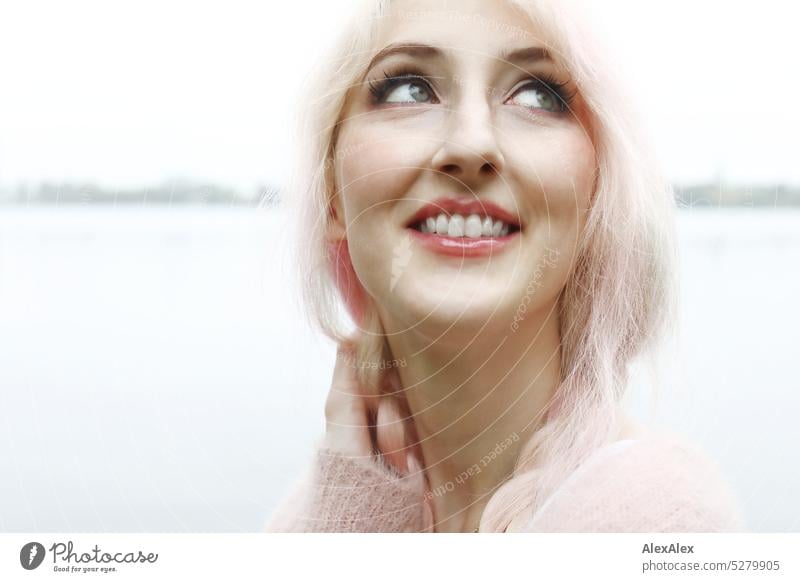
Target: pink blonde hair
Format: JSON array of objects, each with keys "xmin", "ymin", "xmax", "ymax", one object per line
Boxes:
[{"xmin": 284, "ymin": 0, "xmax": 678, "ymax": 531}]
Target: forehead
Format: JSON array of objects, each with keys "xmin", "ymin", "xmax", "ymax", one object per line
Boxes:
[{"xmin": 377, "ymin": 0, "xmax": 555, "ymax": 60}]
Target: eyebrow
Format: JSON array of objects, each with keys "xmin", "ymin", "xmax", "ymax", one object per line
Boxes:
[
  {"xmin": 366, "ymin": 42, "xmax": 554, "ymax": 72},
  {"xmin": 500, "ymin": 45, "xmax": 553, "ymax": 64},
  {"xmin": 366, "ymin": 43, "xmax": 443, "ymax": 72}
]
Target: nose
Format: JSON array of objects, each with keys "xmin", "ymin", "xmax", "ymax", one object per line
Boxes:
[{"xmin": 431, "ymin": 95, "xmax": 505, "ymax": 185}]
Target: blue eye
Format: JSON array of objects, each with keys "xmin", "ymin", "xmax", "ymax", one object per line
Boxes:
[
  {"xmin": 507, "ymin": 76, "xmax": 576, "ymax": 113},
  {"xmin": 384, "ymin": 80, "xmax": 433, "ymax": 103},
  {"xmin": 369, "ymin": 72, "xmax": 437, "ymax": 105},
  {"xmin": 509, "ymin": 85, "xmax": 560, "ymax": 112}
]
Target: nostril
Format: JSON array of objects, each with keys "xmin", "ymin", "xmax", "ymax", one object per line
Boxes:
[{"xmin": 440, "ymin": 163, "xmax": 460, "ymax": 174}]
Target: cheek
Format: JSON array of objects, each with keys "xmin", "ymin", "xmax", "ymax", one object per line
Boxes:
[
  {"xmin": 507, "ymin": 128, "xmax": 596, "ymax": 298},
  {"xmin": 515, "ymin": 130, "xmax": 596, "ymax": 219},
  {"xmin": 332, "ymin": 121, "xmax": 425, "ymax": 299},
  {"xmin": 334, "ymin": 120, "xmax": 430, "ymax": 225}
]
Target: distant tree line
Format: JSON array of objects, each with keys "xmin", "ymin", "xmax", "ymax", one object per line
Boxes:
[
  {"xmin": 1, "ymin": 180, "xmax": 799, "ymax": 207},
  {"xmin": 0, "ymin": 180, "xmax": 280, "ymax": 207},
  {"xmin": 674, "ymin": 183, "xmax": 800, "ymax": 208}
]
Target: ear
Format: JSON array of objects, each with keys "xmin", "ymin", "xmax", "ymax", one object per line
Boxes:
[{"xmin": 325, "ymin": 191, "xmax": 348, "ymax": 242}]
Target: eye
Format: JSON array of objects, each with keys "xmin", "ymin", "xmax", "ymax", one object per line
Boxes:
[
  {"xmin": 509, "ymin": 85, "xmax": 560, "ymax": 111},
  {"xmin": 507, "ymin": 77, "xmax": 575, "ymax": 113},
  {"xmin": 368, "ymin": 72, "xmax": 438, "ymax": 105},
  {"xmin": 385, "ymin": 80, "xmax": 433, "ymax": 104}
]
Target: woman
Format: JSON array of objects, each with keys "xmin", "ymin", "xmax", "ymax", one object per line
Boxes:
[{"xmin": 266, "ymin": 0, "xmax": 746, "ymax": 533}]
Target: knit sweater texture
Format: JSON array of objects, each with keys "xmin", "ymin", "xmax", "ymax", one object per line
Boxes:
[{"xmin": 264, "ymin": 429, "xmax": 746, "ymax": 533}]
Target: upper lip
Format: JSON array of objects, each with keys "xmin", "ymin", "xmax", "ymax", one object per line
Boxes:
[{"xmin": 405, "ymin": 196, "xmax": 524, "ymax": 229}]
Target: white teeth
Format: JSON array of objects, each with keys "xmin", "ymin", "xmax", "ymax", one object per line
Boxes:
[
  {"xmin": 435, "ymin": 213, "xmax": 449, "ymax": 235},
  {"xmin": 447, "ymin": 214, "xmax": 465, "ymax": 237},
  {"xmin": 416, "ymin": 213, "xmax": 515, "ymax": 238},
  {"xmin": 465, "ymin": 214, "xmax": 482, "ymax": 238},
  {"xmin": 481, "ymin": 216, "xmax": 493, "ymax": 237}
]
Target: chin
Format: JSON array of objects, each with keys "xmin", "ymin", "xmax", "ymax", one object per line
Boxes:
[{"xmin": 386, "ymin": 279, "xmax": 525, "ymax": 338}]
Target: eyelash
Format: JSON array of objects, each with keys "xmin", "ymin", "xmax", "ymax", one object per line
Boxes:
[
  {"xmin": 367, "ymin": 66, "xmax": 577, "ymax": 111},
  {"xmin": 368, "ymin": 68, "xmax": 438, "ymax": 103}
]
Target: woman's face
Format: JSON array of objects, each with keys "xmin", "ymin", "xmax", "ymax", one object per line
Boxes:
[{"xmin": 331, "ymin": 0, "xmax": 596, "ymax": 340}]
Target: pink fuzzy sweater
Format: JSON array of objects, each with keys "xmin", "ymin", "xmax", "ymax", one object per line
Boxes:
[{"xmin": 264, "ymin": 429, "xmax": 747, "ymax": 533}]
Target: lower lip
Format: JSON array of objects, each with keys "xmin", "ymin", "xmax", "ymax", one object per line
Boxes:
[{"xmin": 407, "ymin": 228, "xmax": 520, "ymax": 258}]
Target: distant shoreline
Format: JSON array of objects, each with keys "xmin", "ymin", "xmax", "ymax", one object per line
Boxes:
[{"xmin": 1, "ymin": 181, "xmax": 799, "ymax": 207}]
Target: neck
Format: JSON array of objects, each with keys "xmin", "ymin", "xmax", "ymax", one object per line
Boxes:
[{"xmin": 380, "ymin": 306, "xmax": 562, "ymax": 533}]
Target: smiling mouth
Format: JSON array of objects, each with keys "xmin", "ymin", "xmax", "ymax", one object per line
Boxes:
[{"xmin": 408, "ymin": 213, "xmax": 521, "ymax": 238}]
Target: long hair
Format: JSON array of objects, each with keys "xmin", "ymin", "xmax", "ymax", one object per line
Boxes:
[{"xmin": 285, "ymin": 0, "xmax": 678, "ymax": 532}]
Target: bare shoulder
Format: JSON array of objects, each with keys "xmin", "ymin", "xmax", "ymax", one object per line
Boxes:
[{"xmin": 523, "ymin": 427, "xmax": 748, "ymax": 533}]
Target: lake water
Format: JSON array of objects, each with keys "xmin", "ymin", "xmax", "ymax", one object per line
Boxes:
[{"xmin": 0, "ymin": 206, "xmax": 797, "ymax": 532}]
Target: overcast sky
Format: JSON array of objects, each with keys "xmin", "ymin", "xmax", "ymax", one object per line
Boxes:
[{"xmin": 0, "ymin": 0, "xmax": 797, "ymax": 192}]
